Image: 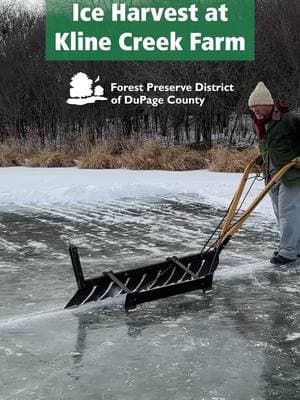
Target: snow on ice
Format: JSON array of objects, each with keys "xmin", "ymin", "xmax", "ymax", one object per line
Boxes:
[{"xmin": 0, "ymin": 167, "xmax": 274, "ymax": 218}]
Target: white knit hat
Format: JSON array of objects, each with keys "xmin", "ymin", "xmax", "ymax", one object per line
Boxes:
[{"xmin": 248, "ymin": 82, "xmax": 274, "ymax": 108}]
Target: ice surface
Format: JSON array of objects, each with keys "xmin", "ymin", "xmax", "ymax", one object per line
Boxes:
[
  {"xmin": 0, "ymin": 170, "xmax": 299, "ymax": 400},
  {"xmin": 286, "ymin": 333, "xmax": 300, "ymax": 341},
  {"xmin": 0, "ymin": 167, "xmax": 273, "ymax": 217}
]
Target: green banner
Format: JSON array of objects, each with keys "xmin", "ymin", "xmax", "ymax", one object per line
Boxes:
[{"xmin": 46, "ymin": 0, "xmax": 255, "ymax": 61}]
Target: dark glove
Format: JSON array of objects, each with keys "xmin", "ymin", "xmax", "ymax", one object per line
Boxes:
[
  {"xmin": 252, "ymin": 155, "xmax": 265, "ymax": 174},
  {"xmin": 254, "ymin": 155, "xmax": 264, "ymax": 166}
]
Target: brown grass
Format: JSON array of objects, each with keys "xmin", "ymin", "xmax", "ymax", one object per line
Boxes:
[
  {"xmin": 0, "ymin": 140, "xmax": 260, "ymax": 172},
  {"xmin": 78, "ymin": 147, "xmax": 118, "ymax": 169},
  {"xmin": 208, "ymin": 146, "xmax": 259, "ymax": 172},
  {"xmin": 120, "ymin": 141, "xmax": 163, "ymax": 169},
  {"xmin": 25, "ymin": 150, "xmax": 75, "ymax": 167},
  {"xmin": 0, "ymin": 143, "xmax": 27, "ymax": 166},
  {"xmin": 120, "ymin": 141, "xmax": 208, "ymax": 170}
]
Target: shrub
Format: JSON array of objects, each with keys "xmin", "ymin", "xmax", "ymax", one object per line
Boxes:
[
  {"xmin": 208, "ymin": 146, "xmax": 259, "ymax": 172},
  {"xmin": 120, "ymin": 141, "xmax": 208, "ymax": 170},
  {"xmin": 0, "ymin": 144, "xmax": 26, "ymax": 166},
  {"xmin": 25, "ymin": 150, "xmax": 75, "ymax": 167},
  {"xmin": 78, "ymin": 147, "xmax": 117, "ymax": 169}
]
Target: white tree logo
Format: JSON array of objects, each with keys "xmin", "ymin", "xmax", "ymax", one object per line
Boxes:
[{"xmin": 67, "ymin": 73, "xmax": 107, "ymax": 105}]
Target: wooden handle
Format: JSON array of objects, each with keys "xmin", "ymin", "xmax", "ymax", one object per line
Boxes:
[
  {"xmin": 218, "ymin": 161, "xmax": 297, "ymax": 247},
  {"xmin": 220, "ymin": 159, "xmax": 256, "ymax": 237}
]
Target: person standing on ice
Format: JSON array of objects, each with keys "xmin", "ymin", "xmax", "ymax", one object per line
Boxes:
[{"xmin": 248, "ymin": 81, "xmax": 300, "ymax": 264}]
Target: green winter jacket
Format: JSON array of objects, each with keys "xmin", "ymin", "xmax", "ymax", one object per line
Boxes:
[{"xmin": 259, "ymin": 112, "xmax": 300, "ymax": 186}]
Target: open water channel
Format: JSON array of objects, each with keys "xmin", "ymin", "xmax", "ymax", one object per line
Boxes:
[{"xmin": 0, "ymin": 194, "xmax": 299, "ymax": 400}]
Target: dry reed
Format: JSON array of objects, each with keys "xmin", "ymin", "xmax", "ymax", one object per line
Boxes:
[
  {"xmin": 25, "ymin": 150, "xmax": 75, "ymax": 167},
  {"xmin": 0, "ymin": 143, "xmax": 27, "ymax": 166},
  {"xmin": 208, "ymin": 146, "xmax": 260, "ymax": 172},
  {"xmin": 0, "ymin": 140, "xmax": 260, "ymax": 172},
  {"xmin": 78, "ymin": 147, "xmax": 117, "ymax": 169}
]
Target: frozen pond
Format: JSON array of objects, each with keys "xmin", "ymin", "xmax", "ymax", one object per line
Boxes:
[{"xmin": 1, "ymin": 194, "xmax": 299, "ymax": 400}]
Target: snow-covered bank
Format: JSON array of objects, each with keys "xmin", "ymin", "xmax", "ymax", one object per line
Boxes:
[{"xmin": 0, "ymin": 167, "xmax": 274, "ymax": 217}]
